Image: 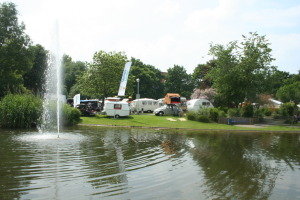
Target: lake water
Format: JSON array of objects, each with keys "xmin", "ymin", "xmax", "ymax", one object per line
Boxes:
[{"xmin": 0, "ymin": 127, "xmax": 299, "ymax": 200}]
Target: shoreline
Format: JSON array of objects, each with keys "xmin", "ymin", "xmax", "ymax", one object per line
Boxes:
[{"xmin": 78, "ymin": 123, "xmax": 300, "ymax": 134}]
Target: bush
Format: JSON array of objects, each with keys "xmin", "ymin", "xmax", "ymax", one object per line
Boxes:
[
  {"xmin": 195, "ymin": 115, "xmax": 210, "ymax": 123},
  {"xmin": 208, "ymin": 108, "xmax": 220, "ymax": 122},
  {"xmin": 0, "ymin": 94, "xmax": 42, "ymax": 128},
  {"xmin": 262, "ymin": 108, "xmax": 272, "ymax": 116},
  {"xmin": 254, "ymin": 108, "xmax": 264, "ymax": 121},
  {"xmin": 186, "ymin": 111, "xmax": 196, "ymax": 121},
  {"xmin": 241, "ymin": 104, "xmax": 254, "ymax": 117},
  {"xmin": 186, "ymin": 111, "xmax": 210, "ymax": 123},
  {"xmin": 228, "ymin": 108, "xmax": 241, "ymax": 117},
  {"xmin": 187, "ymin": 107, "xmax": 226, "ymax": 123},
  {"xmin": 63, "ymin": 104, "xmax": 81, "ymax": 126},
  {"xmin": 278, "ymin": 102, "xmax": 297, "ymax": 117}
]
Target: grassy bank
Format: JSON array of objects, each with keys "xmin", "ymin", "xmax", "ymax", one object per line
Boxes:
[{"xmin": 80, "ymin": 115, "xmax": 300, "ymax": 132}]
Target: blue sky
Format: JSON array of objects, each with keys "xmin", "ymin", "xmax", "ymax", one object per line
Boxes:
[{"xmin": 1, "ymin": 0, "xmax": 300, "ymax": 73}]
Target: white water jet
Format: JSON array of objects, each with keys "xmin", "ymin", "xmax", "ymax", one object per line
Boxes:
[{"xmin": 39, "ymin": 21, "xmax": 63, "ymax": 137}]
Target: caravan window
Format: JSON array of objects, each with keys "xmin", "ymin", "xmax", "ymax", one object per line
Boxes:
[
  {"xmin": 142, "ymin": 101, "xmax": 146, "ymax": 105},
  {"xmin": 202, "ymin": 102, "xmax": 210, "ymax": 106},
  {"xmin": 153, "ymin": 102, "xmax": 158, "ymax": 105},
  {"xmin": 114, "ymin": 104, "xmax": 122, "ymax": 110}
]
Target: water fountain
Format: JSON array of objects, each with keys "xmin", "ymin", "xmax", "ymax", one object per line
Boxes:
[{"xmin": 39, "ymin": 21, "xmax": 63, "ymax": 138}]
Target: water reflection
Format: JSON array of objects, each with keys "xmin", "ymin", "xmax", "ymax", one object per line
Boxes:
[{"xmin": 0, "ymin": 128, "xmax": 299, "ymax": 199}]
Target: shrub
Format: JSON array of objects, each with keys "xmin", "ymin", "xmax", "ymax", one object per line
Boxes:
[
  {"xmin": 278, "ymin": 102, "xmax": 297, "ymax": 117},
  {"xmin": 186, "ymin": 111, "xmax": 196, "ymax": 121},
  {"xmin": 0, "ymin": 94, "xmax": 42, "ymax": 128},
  {"xmin": 241, "ymin": 104, "xmax": 254, "ymax": 117},
  {"xmin": 218, "ymin": 110, "xmax": 226, "ymax": 118},
  {"xmin": 263, "ymin": 108, "xmax": 272, "ymax": 116},
  {"xmin": 195, "ymin": 115, "xmax": 210, "ymax": 123},
  {"xmin": 63, "ymin": 104, "xmax": 81, "ymax": 126},
  {"xmin": 254, "ymin": 108, "xmax": 264, "ymax": 121},
  {"xmin": 186, "ymin": 111, "xmax": 210, "ymax": 123},
  {"xmin": 208, "ymin": 108, "xmax": 220, "ymax": 122},
  {"xmin": 228, "ymin": 108, "xmax": 241, "ymax": 117}
]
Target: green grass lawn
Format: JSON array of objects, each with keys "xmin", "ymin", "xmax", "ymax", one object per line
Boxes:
[{"xmin": 80, "ymin": 115, "xmax": 300, "ymax": 132}]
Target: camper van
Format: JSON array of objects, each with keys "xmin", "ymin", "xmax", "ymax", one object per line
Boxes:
[
  {"xmin": 131, "ymin": 98, "xmax": 159, "ymax": 113},
  {"xmin": 102, "ymin": 101, "xmax": 130, "ymax": 118},
  {"xmin": 187, "ymin": 99, "xmax": 213, "ymax": 112}
]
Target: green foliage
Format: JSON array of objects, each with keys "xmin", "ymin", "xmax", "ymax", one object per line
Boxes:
[
  {"xmin": 23, "ymin": 44, "xmax": 48, "ymax": 95},
  {"xmin": 63, "ymin": 55, "xmax": 87, "ymax": 97},
  {"xmin": 78, "ymin": 51, "xmax": 127, "ymax": 99},
  {"xmin": 259, "ymin": 107, "xmax": 272, "ymax": 116},
  {"xmin": 241, "ymin": 104, "xmax": 254, "ymax": 118},
  {"xmin": 195, "ymin": 115, "xmax": 210, "ymax": 123},
  {"xmin": 192, "ymin": 60, "xmax": 215, "ymax": 89},
  {"xmin": 276, "ymin": 81, "xmax": 300, "ymax": 104},
  {"xmin": 253, "ymin": 108, "xmax": 264, "ymax": 121},
  {"xmin": 278, "ymin": 102, "xmax": 297, "ymax": 117},
  {"xmin": 187, "ymin": 107, "xmax": 224, "ymax": 123},
  {"xmin": 263, "ymin": 69, "xmax": 291, "ymax": 95},
  {"xmin": 63, "ymin": 104, "xmax": 81, "ymax": 126},
  {"xmin": 198, "ymin": 107, "xmax": 220, "ymax": 122},
  {"xmin": 186, "ymin": 111, "xmax": 210, "ymax": 122},
  {"xmin": 208, "ymin": 32, "xmax": 274, "ymax": 107},
  {"xmin": 0, "ymin": 94, "xmax": 42, "ymax": 128},
  {"xmin": 0, "ymin": 2, "xmax": 33, "ymax": 98},
  {"xmin": 126, "ymin": 58, "xmax": 164, "ymax": 99},
  {"xmin": 164, "ymin": 65, "xmax": 194, "ymax": 97},
  {"xmin": 186, "ymin": 111, "xmax": 197, "ymax": 121},
  {"xmin": 228, "ymin": 108, "xmax": 241, "ymax": 117}
]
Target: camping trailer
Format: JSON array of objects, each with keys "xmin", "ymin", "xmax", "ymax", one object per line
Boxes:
[
  {"xmin": 187, "ymin": 99, "xmax": 213, "ymax": 112},
  {"xmin": 102, "ymin": 100, "xmax": 130, "ymax": 118},
  {"xmin": 131, "ymin": 98, "xmax": 159, "ymax": 113}
]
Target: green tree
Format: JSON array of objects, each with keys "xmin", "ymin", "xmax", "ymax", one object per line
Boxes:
[
  {"xmin": 62, "ymin": 54, "xmax": 86, "ymax": 97},
  {"xmin": 208, "ymin": 32, "xmax": 274, "ymax": 107},
  {"xmin": 276, "ymin": 81, "xmax": 300, "ymax": 104},
  {"xmin": 263, "ymin": 69, "xmax": 291, "ymax": 95},
  {"xmin": 164, "ymin": 65, "xmax": 194, "ymax": 97},
  {"xmin": 0, "ymin": 2, "xmax": 32, "ymax": 97},
  {"xmin": 78, "ymin": 50, "xmax": 127, "ymax": 101},
  {"xmin": 193, "ymin": 60, "xmax": 216, "ymax": 89},
  {"xmin": 23, "ymin": 44, "xmax": 48, "ymax": 95},
  {"xmin": 126, "ymin": 58, "xmax": 164, "ymax": 99}
]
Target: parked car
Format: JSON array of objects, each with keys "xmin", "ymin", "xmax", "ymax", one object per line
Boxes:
[
  {"xmin": 154, "ymin": 104, "xmax": 183, "ymax": 116},
  {"xmin": 76, "ymin": 104, "xmax": 96, "ymax": 116}
]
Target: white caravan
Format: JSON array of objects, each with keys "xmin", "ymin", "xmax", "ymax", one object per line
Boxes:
[
  {"xmin": 131, "ymin": 98, "xmax": 159, "ymax": 113},
  {"xmin": 187, "ymin": 99, "xmax": 214, "ymax": 112},
  {"xmin": 102, "ymin": 101, "xmax": 130, "ymax": 118}
]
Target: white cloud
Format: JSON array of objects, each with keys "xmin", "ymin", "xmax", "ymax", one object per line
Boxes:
[
  {"xmin": 1, "ymin": 0, "xmax": 300, "ymax": 73},
  {"xmin": 156, "ymin": 0, "xmax": 181, "ymax": 18},
  {"xmin": 243, "ymin": 5, "xmax": 300, "ymax": 28}
]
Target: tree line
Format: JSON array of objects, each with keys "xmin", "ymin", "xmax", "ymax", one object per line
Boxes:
[{"xmin": 1, "ymin": 2, "xmax": 299, "ymax": 108}]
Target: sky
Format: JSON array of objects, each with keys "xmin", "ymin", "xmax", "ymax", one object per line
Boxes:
[{"xmin": 1, "ymin": 0, "xmax": 300, "ymax": 73}]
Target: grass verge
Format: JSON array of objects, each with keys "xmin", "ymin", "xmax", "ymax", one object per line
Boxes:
[{"xmin": 80, "ymin": 115, "xmax": 300, "ymax": 132}]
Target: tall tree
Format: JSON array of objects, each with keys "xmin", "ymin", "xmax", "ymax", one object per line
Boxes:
[
  {"xmin": 0, "ymin": 2, "xmax": 32, "ymax": 97},
  {"xmin": 208, "ymin": 32, "xmax": 274, "ymax": 107},
  {"xmin": 126, "ymin": 58, "xmax": 164, "ymax": 99},
  {"xmin": 193, "ymin": 60, "xmax": 216, "ymax": 89},
  {"xmin": 62, "ymin": 54, "xmax": 86, "ymax": 97},
  {"xmin": 78, "ymin": 51, "xmax": 127, "ymax": 101},
  {"xmin": 164, "ymin": 65, "xmax": 194, "ymax": 97},
  {"xmin": 276, "ymin": 81, "xmax": 300, "ymax": 104},
  {"xmin": 263, "ymin": 69, "xmax": 291, "ymax": 95},
  {"xmin": 23, "ymin": 44, "xmax": 48, "ymax": 95}
]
